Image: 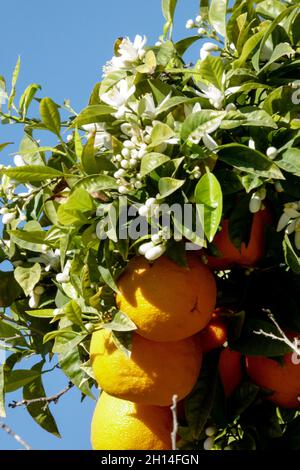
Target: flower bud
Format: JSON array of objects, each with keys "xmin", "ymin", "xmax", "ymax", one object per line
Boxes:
[
  {"xmin": 2, "ymin": 212, "xmax": 16, "ymax": 224},
  {"xmin": 186, "ymin": 19, "xmax": 194, "ymax": 29},
  {"xmin": 138, "ymin": 205, "xmax": 149, "ymax": 217},
  {"xmin": 145, "ymin": 243, "xmax": 166, "ymax": 261},
  {"xmin": 195, "ymin": 15, "xmax": 202, "ymax": 23},
  {"xmin": 138, "ymin": 241, "xmax": 155, "ymax": 256},
  {"xmin": 203, "ymin": 437, "xmax": 215, "ymax": 450},
  {"xmin": 14, "ymin": 154, "xmax": 26, "ymax": 167},
  {"xmin": 266, "ymin": 146, "xmax": 278, "ymax": 160},
  {"xmin": 29, "ymin": 293, "xmax": 40, "ymax": 309},
  {"xmin": 118, "ymin": 185, "xmax": 130, "ymax": 194},
  {"xmin": 145, "ymin": 198, "xmax": 156, "ymax": 208},
  {"xmin": 34, "ymin": 285, "xmax": 45, "ymax": 296},
  {"xmin": 198, "ymin": 27, "xmax": 206, "ymax": 35},
  {"xmin": 205, "ymin": 426, "xmax": 217, "ymax": 437},
  {"xmin": 202, "ymin": 42, "xmax": 218, "ymax": 52},
  {"xmin": 249, "ymin": 193, "xmax": 262, "ymax": 214}
]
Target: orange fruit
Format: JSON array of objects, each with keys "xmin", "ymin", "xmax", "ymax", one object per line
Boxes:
[
  {"xmin": 91, "ymin": 392, "xmax": 172, "ymax": 450},
  {"xmin": 116, "ymin": 254, "xmax": 217, "ymax": 342},
  {"xmin": 246, "ymin": 339, "xmax": 300, "ymax": 408},
  {"xmin": 198, "ymin": 313, "xmax": 228, "ymax": 353},
  {"xmin": 206, "ymin": 207, "xmax": 272, "ymax": 270},
  {"xmin": 90, "ymin": 328, "xmax": 202, "ymax": 406},
  {"xmin": 219, "ymin": 348, "xmax": 243, "ymax": 397}
]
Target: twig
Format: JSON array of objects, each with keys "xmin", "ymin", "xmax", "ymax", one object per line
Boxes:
[
  {"xmin": 0, "ymin": 421, "xmax": 32, "ymax": 450},
  {"xmin": 170, "ymin": 394, "xmax": 178, "ymax": 451},
  {"xmin": 253, "ymin": 309, "xmax": 300, "ymax": 357},
  {"xmin": 9, "ymin": 381, "xmax": 74, "ymax": 409}
]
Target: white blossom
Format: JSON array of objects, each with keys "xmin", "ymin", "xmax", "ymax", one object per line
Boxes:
[
  {"xmin": 56, "ymin": 260, "xmax": 72, "ymax": 283},
  {"xmin": 28, "ymin": 248, "xmax": 61, "ymax": 272},
  {"xmin": 101, "ymin": 79, "xmax": 136, "ymax": 118},
  {"xmin": 82, "ymin": 123, "xmax": 111, "ymax": 149},
  {"xmin": 14, "ymin": 154, "xmax": 26, "ymax": 167},
  {"xmin": 103, "ymin": 35, "xmax": 147, "ymax": 75},
  {"xmin": 196, "ymin": 82, "xmax": 224, "ymax": 109}
]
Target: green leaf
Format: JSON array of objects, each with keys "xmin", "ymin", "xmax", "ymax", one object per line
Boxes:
[
  {"xmin": 234, "ymin": 23, "xmax": 269, "ymax": 68},
  {"xmin": 40, "ymin": 98, "xmax": 61, "ymax": 136},
  {"xmin": 0, "ymin": 365, "xmax": 5, "ymax": 418},
  {"xmin": 25, "ymin": 309, "xmax": 55, "ymax": 318},
  {"xmin": 209, "ymin": 0, "xmax": 227, "ymax": 37},
  {"xmin": 9, "ymin": 230, "xmax": 47, "ymax": 253},
  {"xmin": 57, "ymin": 188, "xmax": 95, "ymax": 226},
  {"xmin": 98, "ymin": 265, "xmax": 119, "ymax": 294},
  {"xmin": 149, "ymin": 122, "xmax": 175, "ymax": 148},
  {"xmin": 194, "ymin": 172, "xmax": 223, "ymax": 242},
  {"xmin": 221, "ymin": 109, "xmax": 277, "ymax": 130},
  {"xmin": 158, "ymin": 177, "xmax": 185, "ymax": 198},
  {"xmin": 8, "ymin": 56, "xmax": 20, "ymax": 110},
  {"xmin": 0, "ymin": 272, "xmax": 22, "ymax": 308},
  {"xmin": 181, "ymin": 110, "xmax": 225, "ymax": 142},
  {"xmin": 136, "ymin": 50, "xmax": 157, "ymax": 74},
  {"xmin": 228, "ymin": 382, "xmax": 260, "ymax": 418},
  {"xmin": 63, "ymin": 301, "xmax": 83, "ymax": 327},
  {"xmin": 103, "ymin": 311, "xmax": 137, "ymax": 332},
  {"xmin": 197, "ymin": 55, "xmax": 224, "ymax": 89},
  {"xmin": 0, "ymin": 142, "xmax": 13, "ymax": 152},
  {"xmin": 72, "ymin": 175, "xmax": 118, "ymax": 193},
  {"xmin": 19, "ymin": 134, "xmax": 44, "ymax": 165},
  {"xmin": 1, "ymin": 165, "xmax": 64, "ymax": 183},
  {"xmin": 217, "ymin": 144, "xmax": 284, "ymax": 180},
  {"xmin": 174, "ymin": 36, "xmax": 201, "ymax": 56},
  {"xmin": 162, "ymin": 0, "xmax": 178, "ymax": 37},
  {"xmin": 14, "ymin": 263, "xmax": 41, "ymax": 297},
  {"xmin": 140, "ymin": 153, "xmax": 170, "ymax": 177},
  {"xmin": 185, "ymin": 350, "xmax": 220, "ymax": 440},
  {"xmin": 72, "ymin": 105, "xmax": 114, "ymax": 127},
  {"xmin": 156, "ymin": 96, "xmax": 193, "ymax": 116},
  {"xmin": 19, "ymin": 84, "xmax": 41, "ymax": 118},
  {"xmin": 23, "ymin": 362, "xmax": 61, "ymax": 437},
  {"xmin": 283, "ymin": 235, "xmax": 300, "ymax": 275},
  {"xmin": 58, "ymin": 346, "xmax": 94, "ymax": 399},
  {"xmin": 81, "ymin": 134, "xmax": 98, "ymax": 175},
  {"xmin": 260, "ymin": 42, "xmax": 295, "ymax": 73},
  {"xmin": 277, "ymin": 148, "xmax": 300, "ymax": 177},
  {"xmin": 200, "ymin": 0, "xmax": 209, "ymax": 19},
  {"xmin": 5, "ymin": 370, "xmax": 41, "ymax": 393},
  {"xmin": 256, "ymin": 0, "xmax": 285, "ymax": 19}
]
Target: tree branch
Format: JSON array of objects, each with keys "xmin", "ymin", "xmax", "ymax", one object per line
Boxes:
[
  {"xmin": 170, "ymin": 394, "xmax": 178, "ymax": 451},
  {"xmin": 253, "ymin": 309, "xmax": 300, "ymax": 357},
  {"xmin": 0, "ymin": 421, "xmax": 32, "ymax": 450},
  {"xmin": 9, "ymin": 381, "xmax": 74, "ymax": 409}
]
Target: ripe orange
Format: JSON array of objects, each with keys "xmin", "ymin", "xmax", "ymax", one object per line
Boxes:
[
  {"xmin": 116, "ymin": 254, "xmax": 217, "ymax": 342},
  {"xmin": 206, "ymin": 207, "xmax": 272, "ymax": 270},
  {"xmin": 90, "ymin": 328, "xmax": 203, "ymax": 406},
  {"xmin": 91, "ymin": 392, "xmax": 172, "ymax": 450},
  {"xmin": 219, "ymin": 348, "xmax": 243, "ymax": 397},
  {"xmin": 246, "ymin": 340, "xmax": 300, "ymax": 408},
  {"xmin": 198, "ymin": 313, "xmax": 228, "ymax": 353}
]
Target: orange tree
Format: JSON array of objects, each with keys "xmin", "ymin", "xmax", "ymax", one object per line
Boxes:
[{"xmin": 1, "ymin": 0, "xmax": 300, "ymax": 450}]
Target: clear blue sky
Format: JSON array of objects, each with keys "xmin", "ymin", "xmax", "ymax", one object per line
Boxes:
[{"xmin": 0, "ymin": 0, "xmax": 199, "ymax": 450}]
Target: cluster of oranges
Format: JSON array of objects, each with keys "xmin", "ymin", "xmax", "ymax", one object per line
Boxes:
[{"xmin": 89, "ymin": 207, "xmax": 300, "ymax": 450}]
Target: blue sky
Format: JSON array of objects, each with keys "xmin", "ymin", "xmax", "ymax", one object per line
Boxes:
[{"xmin": 0, "ymin": 0, "xmax": 199, "ymax": 450}]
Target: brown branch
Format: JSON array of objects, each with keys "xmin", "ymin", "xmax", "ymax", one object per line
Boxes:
[
  {"xmin": 8, "ymin": 381, "xmax": 74, "ymax": 409},
  {"xmin": 0, "ymin": 421, "xmax": 32, "ymax": 450}
]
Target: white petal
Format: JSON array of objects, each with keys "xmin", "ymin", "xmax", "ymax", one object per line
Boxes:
[
  {"xmin": 203, "ymin": 133, "xmax": 218, "ymax": 150},
  {"xmin": 144, "ymin": 244, "xmax": 166, "ymax": 261}
]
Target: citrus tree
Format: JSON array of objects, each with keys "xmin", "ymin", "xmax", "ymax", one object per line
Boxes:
[{"xmin": 1, "ymin": 0, "xmax": 300, "ymax": 451}]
